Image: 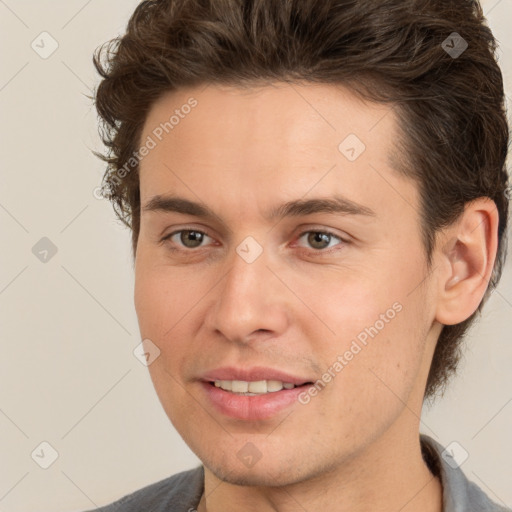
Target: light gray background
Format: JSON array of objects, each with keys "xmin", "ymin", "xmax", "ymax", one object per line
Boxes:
[{"xmin": 0, "ymin": 1, "xmax": 511, "ymax": 510}]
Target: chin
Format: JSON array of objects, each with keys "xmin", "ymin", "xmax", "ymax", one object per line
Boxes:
[
  {"xmin": 203, "ymin": 453, "xmax": 321, "ymax": 488},
  {"xmin": 208, "ymin": 464, "xmax": 300, "ymax": 487}
]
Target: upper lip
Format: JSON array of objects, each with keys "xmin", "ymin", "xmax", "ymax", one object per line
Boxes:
[{"xmin": 200, "ymin": 366, "xmax": 313, "ymax": 386}]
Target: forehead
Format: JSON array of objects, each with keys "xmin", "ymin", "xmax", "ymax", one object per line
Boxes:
[
  {"xmin": 140, "ymin": 82, "xmax": 396, "ymax": 161},
  {"xmin": 137, "ymin": 82, "xmax": 417, "ymax": 228}
]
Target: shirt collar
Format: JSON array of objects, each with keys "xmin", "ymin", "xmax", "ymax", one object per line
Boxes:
[{"xmin": 420, "ymin": 433, "xmax": 508, "ymax": 511}]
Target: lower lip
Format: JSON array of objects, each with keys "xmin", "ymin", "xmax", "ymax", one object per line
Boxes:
[{"xmin": 201, "ymin": 382, "xmax": 309, "ymax": 421}]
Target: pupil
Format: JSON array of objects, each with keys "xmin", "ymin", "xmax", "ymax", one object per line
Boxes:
[
  {"xmin": 309, "ymin": 232, "xmax": 330, "ymax": 249},
  {"xmin": 182, "ymin": 230, "xmax": 203, "ymax": 248}
]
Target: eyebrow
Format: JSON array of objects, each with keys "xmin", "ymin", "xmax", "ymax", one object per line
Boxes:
[{"xmin": 142, "ymin": 194, "xmax": 376, "ymax": 225}]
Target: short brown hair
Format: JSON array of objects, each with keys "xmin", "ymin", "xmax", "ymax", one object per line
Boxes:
[{"xmin": 92, "ymin": 0, "xmax": 510, "ymax": 401}]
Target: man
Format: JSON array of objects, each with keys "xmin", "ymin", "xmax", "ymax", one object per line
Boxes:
[{"xmin": 88, "ymin": 0, "xmax": 510, "ymax": 510}]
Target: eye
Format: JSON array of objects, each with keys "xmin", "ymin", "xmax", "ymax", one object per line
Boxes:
[
  {"xmin": 162, "ymin": 229, "xmax": 214, "ymax": 249},
  {"xmin": 295, "ymin": 230, "xmax": 346, "ymax": 252}
]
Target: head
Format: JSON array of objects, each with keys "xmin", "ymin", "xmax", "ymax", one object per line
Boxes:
[{"xmin": 92, "ymin": 0, "xmax": 509, "ymax": 486}]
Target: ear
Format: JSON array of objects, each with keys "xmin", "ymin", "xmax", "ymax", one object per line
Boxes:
[{"xmin": 434, "ymin": 197, "xmax": 499, "ymax": 326}]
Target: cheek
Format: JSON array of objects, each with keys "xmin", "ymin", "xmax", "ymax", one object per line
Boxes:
[
  {"xmin": 134, "ymin": 259, "xmax": 221, "ymax": 399},
  {"xmin": 305, "ymin": 260, "xmax": 429, "ymax": 406},
  {"xmin": 134, "ymin": 258, "xmax": 207, "ymax": 336},
  {"xmin": 134, "ymin": 263, "xmax": 201, "ymax": 426},
  {"xmin": 300, "ymin": 302, "xmax": 426, "ymax": 448}
]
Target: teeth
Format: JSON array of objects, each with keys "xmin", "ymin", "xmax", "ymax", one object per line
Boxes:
[
  {"xmin": 220, "ymin": 380, "xmax": 232, "ymax": 391},
  {"xmin": 213, "ymin": 379, "xmax": 297, "ymax": 394},
  {"xmin": 267, "ymin": 380, "xmax": 284, "ymax": 392},
  {"xmin": 248, "ymin": 380, "xmax": 267, "ymax": 393},
  {"xmin": 231, "ymin": 380, "xmax": 248, "ymax": 393}
]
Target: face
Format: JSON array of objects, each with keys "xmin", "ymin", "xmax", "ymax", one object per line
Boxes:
[{"xmin": 134, "ymin": 82, "xmax": 440, "ymax": 486}]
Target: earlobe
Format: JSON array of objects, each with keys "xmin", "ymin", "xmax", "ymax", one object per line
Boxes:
[{"xmin": 435, "ymin": 198, "xmax": 499, "ymax": 326}]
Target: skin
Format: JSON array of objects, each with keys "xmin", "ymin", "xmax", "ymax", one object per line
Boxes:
[{"xmin": 133, "ymin": 82, "xmax": 498, "ymax": 512}]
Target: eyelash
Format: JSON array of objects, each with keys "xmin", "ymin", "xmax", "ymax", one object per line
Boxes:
[{"xmin": 160, "ymin": 228, "xmax": 349, "ymax": 255}]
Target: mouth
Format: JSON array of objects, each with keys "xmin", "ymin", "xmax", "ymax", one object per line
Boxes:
[{"xmin": 199, "ymin": 368, "xmax": 316, "ymax": 420}]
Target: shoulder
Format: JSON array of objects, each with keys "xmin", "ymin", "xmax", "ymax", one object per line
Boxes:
[
  {"xmin": 81, "ymin": 465, "xmax": 204, "ymax": 512},
  {"xmin": 420, "ymin": 434, "xmax": 511, "ymax": 512}
]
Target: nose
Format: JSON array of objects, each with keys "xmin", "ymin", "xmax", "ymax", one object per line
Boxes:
[{"xmin": 203, "ymin": 245, "xmax": 290, "ymax": 345}]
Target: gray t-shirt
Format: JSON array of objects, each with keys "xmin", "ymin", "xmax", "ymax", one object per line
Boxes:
[{"xmin": 84, "ymin": 435, "xmax": 510, "ymax": 511}]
